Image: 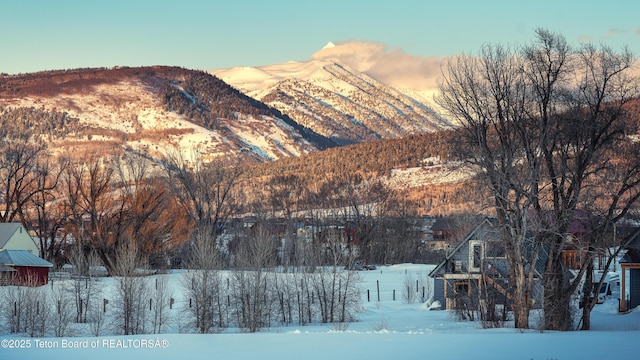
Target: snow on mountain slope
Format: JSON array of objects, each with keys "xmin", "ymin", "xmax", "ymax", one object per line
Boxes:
[
  {"xmin": 7, "ymin": 78, "xmax": 211, "ymax": 161},
  {"xmin": 310, "ymin": 41, "xmax": 446, "ymax": 107},
  {"xmin": 0, "ymin": 67, "xmax": 329, "ymax": 163},
  {"xmin": 212, "ymin": 42, "xmax": 451, "ymax": 145}
]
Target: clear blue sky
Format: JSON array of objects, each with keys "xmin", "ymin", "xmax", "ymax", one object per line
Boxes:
[{"xmin": 1, "ymin": 0, "xmax": 639, "ymax": 74}]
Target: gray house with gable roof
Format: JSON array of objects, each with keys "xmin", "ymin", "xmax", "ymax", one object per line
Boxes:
[{"xmin": 429, "ymin": 217, "xmax": 544, "ymax": 311}]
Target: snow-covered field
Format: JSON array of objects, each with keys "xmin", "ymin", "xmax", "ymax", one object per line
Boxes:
[{"xmin": 1, "ymin": 264, "xmax": 638, "ymax": 360}]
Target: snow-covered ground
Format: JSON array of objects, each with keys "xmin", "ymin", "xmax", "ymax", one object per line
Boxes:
[{"xmin": 1, "ymin": 264, "xmax": 638, "ymax": 359}]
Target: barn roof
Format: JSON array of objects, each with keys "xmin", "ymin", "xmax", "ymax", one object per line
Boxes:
[{"xmin": 0, "ymin": 250, "xmax": 53, "ymax": 268}]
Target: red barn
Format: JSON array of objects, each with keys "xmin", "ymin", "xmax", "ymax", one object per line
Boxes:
[{"xmin": 0, "ymin": 250, "xmax": 53, "ymax": 286}]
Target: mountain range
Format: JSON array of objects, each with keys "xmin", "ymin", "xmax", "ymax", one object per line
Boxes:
[
  {"xmin": 5, "ymin": 42, "xmax": 636, "ymax": 217},
  {"xmin": 0, "ymin": 42, "xmax": 449, "ymax": 165},
  {"xmin": 213, "ymin": 41, "xmax": 450, "ymax": 145},
  {"xmin": 0, "ymin": 66, "xmax": 335, "ymax": 163}
]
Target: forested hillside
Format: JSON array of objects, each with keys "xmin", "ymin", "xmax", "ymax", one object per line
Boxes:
[
  {"xmin": 0, "ymin": 66, "xmax": 335, "ymax": 163},
  {"xmin": 0, "ymin": 106, "xmax": 79, "ymax": 139},
  {"xmin": 241, "ymin": 129, "xmax": 487, "ymax": 217},
  {"xmin": 158, "ymin": 70, "xmax": 336, "ymax": 151},
  {"xmin": 247, "ymin": 131, "xmax": 455, "ymax": 179}
]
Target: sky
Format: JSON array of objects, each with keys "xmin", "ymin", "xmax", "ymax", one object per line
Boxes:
[{"xmin": 1, "ymin": 0, "xmax": 639, "ymax": 74}]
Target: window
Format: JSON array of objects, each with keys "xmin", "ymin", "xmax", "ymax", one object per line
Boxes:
[
  {"xmin": 473, "ymin": 244, "xmax": 482, "ymax": 268},
  {"xmin": 454, "ymin": 260, "xmax": 463, "ymax": 272},
  {"xmin": 455, "ymin": 281, "xmax": 470, "ymax": 296},
  {"xmin": 486, "ymin": 241, "xmax": 505, "ymax": 258},
  {"xmin": 468, "ymin": 241, "xmax": 483, "ymax": 272}
]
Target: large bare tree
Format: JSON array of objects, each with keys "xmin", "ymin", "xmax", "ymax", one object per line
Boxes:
[
  {"xmin": 62, "ymin": 152, "xmax": 187, "ymax": 274},
  {"xmin": 61, "ymin": 153, "xmax": 117, "ymax": 272},
  {"xmin": 163, "ymin": 151, "xmax": 242, "ymax": 238},
  {"xmin": 28, "ymin": 154, "xmax": 65, "ymax": 263},
  {"xmin": 436, "ymin": 28, "xmax": 640, "ymax": 330},
  {"xmin": 113, "ymin": 153, "xmax": 186, "ymax": 268},
  {"xmin": 0, "ymin": 138, "xmax": 53, "ymax": 224}
]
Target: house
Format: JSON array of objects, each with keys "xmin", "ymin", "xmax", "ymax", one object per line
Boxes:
[
  {"xmin": 427, "ymin": 216, "xmax": 485, "ymax": 252},
  {"xmin": 0, "ymin": 222, "xmax": 39, "ymax": 255},
  {"xmin": 429, "ymin": 217, "xmax": 544, "ymax": 310},
  {"xmin": 0, "ymin": 222, "xmax": 52, "ymax": 286},
  {"xmin": 430, "ymin": 218, "xmax": 456, "ymax": 242},
  {"xmin": 422, "ymin": 224, "xmax": 450, "ymax": 251},
  {"xmin": 619, "ymin": 227, "xmax": 640, "ymax": 312},
  {"xmin": 0, "ymin": 263, "xmax": 16, "ymax": 285},
  {"xmin": 0, "ymin": 249, "xmax": 53, "ymax": 286}
]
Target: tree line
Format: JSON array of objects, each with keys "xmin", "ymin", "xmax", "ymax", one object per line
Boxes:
[
  {"xmin": 0, "ymin": 127, "xmax": 428, "ymax": 273},
  {"xmin": 247, "ymin": 131, "xmax": 455, "ymax": 180},
  {"xmin": 0, "ymin": 106, "xmax": 80, "ymax": 140},
  {"xmin": 0, "ymin": 234, "xmax": 363, "ymax": 336},
  {"xmin": 1, "ymin": 133, "xmax": 422, "ymax": 335}
]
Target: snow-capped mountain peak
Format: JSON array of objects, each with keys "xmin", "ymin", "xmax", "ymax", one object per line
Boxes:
[
  {"xmin": 322, "ymin": 41, "xmax": 336, "ymax": 49},
  {"xmin": 212, "ymin": 42, "xmax": 451, "ymax": 145}
]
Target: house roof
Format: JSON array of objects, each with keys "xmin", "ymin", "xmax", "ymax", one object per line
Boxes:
[
  {"xmin": 0, "ymin": 222, "xmax": 24, "ymax": 248},
  {"xmin": 0, "ymin": 263, "xmax": 17, "ymax": 272},
  {"xmin": 428, "ymin": 216, "xmax": 546, "ymax": 278},
  {"xmin": 621, "ymin": 248, "xmax": 640, "ymax": 263},
  {"xmin": 430, "ymin": 218, "xmax": 456, "ymax": 232},
  {"xmin": 429, "ymin": 217, "xmax": 496, "ymax": 277},
  {"xmin": 0, "ymin": 249, "xmax": 53, "ymax": 268},
  {"xmin": 621, "ymin": 226, "xmax": 640, "ymax": 251}
]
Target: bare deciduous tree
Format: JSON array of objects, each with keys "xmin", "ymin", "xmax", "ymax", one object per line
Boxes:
[
  {"xmin": 150, "ymin": 275, "xmax": 172, "ymax": 334},
  {"xmin": 49, "ymin": 281, "xmax": 75, "ymax": 337},
  {"xmin": 163, "ymin": 151, "xmax": 242, "ymax": 236},
  {"xmin": 67, "ymin": 247, "xmax": 102, "ymax": 324},
  {"xmin": 0, "ymin": 137, "xmax": 49, "ymax": 224},
  {"xmin": 437, "ymin": 28, "xmax": 640, "ymax": 330},
  {"xmin": 27, "ymin": 154, "xmax": 65, "ymax": 264},
  {"xmin": 61, "ymin": 153, "xmax": 117, "ymax": 273},
  {"xmin": 232, "ymin": 224, "xmax": 277, "ymax": 332},
  {"xmin": 111, "ymin": 240, "xmax": 150, "ymax": 335},
  {"xmin": 183, "ymin": 226, "xmax": 227, "ymax": 333},
  {"xmin": 113, "ymin": 153, "xmax": 186, "ymax": 269}
]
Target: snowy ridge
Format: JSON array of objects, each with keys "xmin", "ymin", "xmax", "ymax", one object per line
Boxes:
[
  {"xmin": 212, "ymin": 55, "xmax": 451, "ymax": 145},
  {"xmin": 0, "ymin": 68, "xmax": 325, "ymax": 164}
]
